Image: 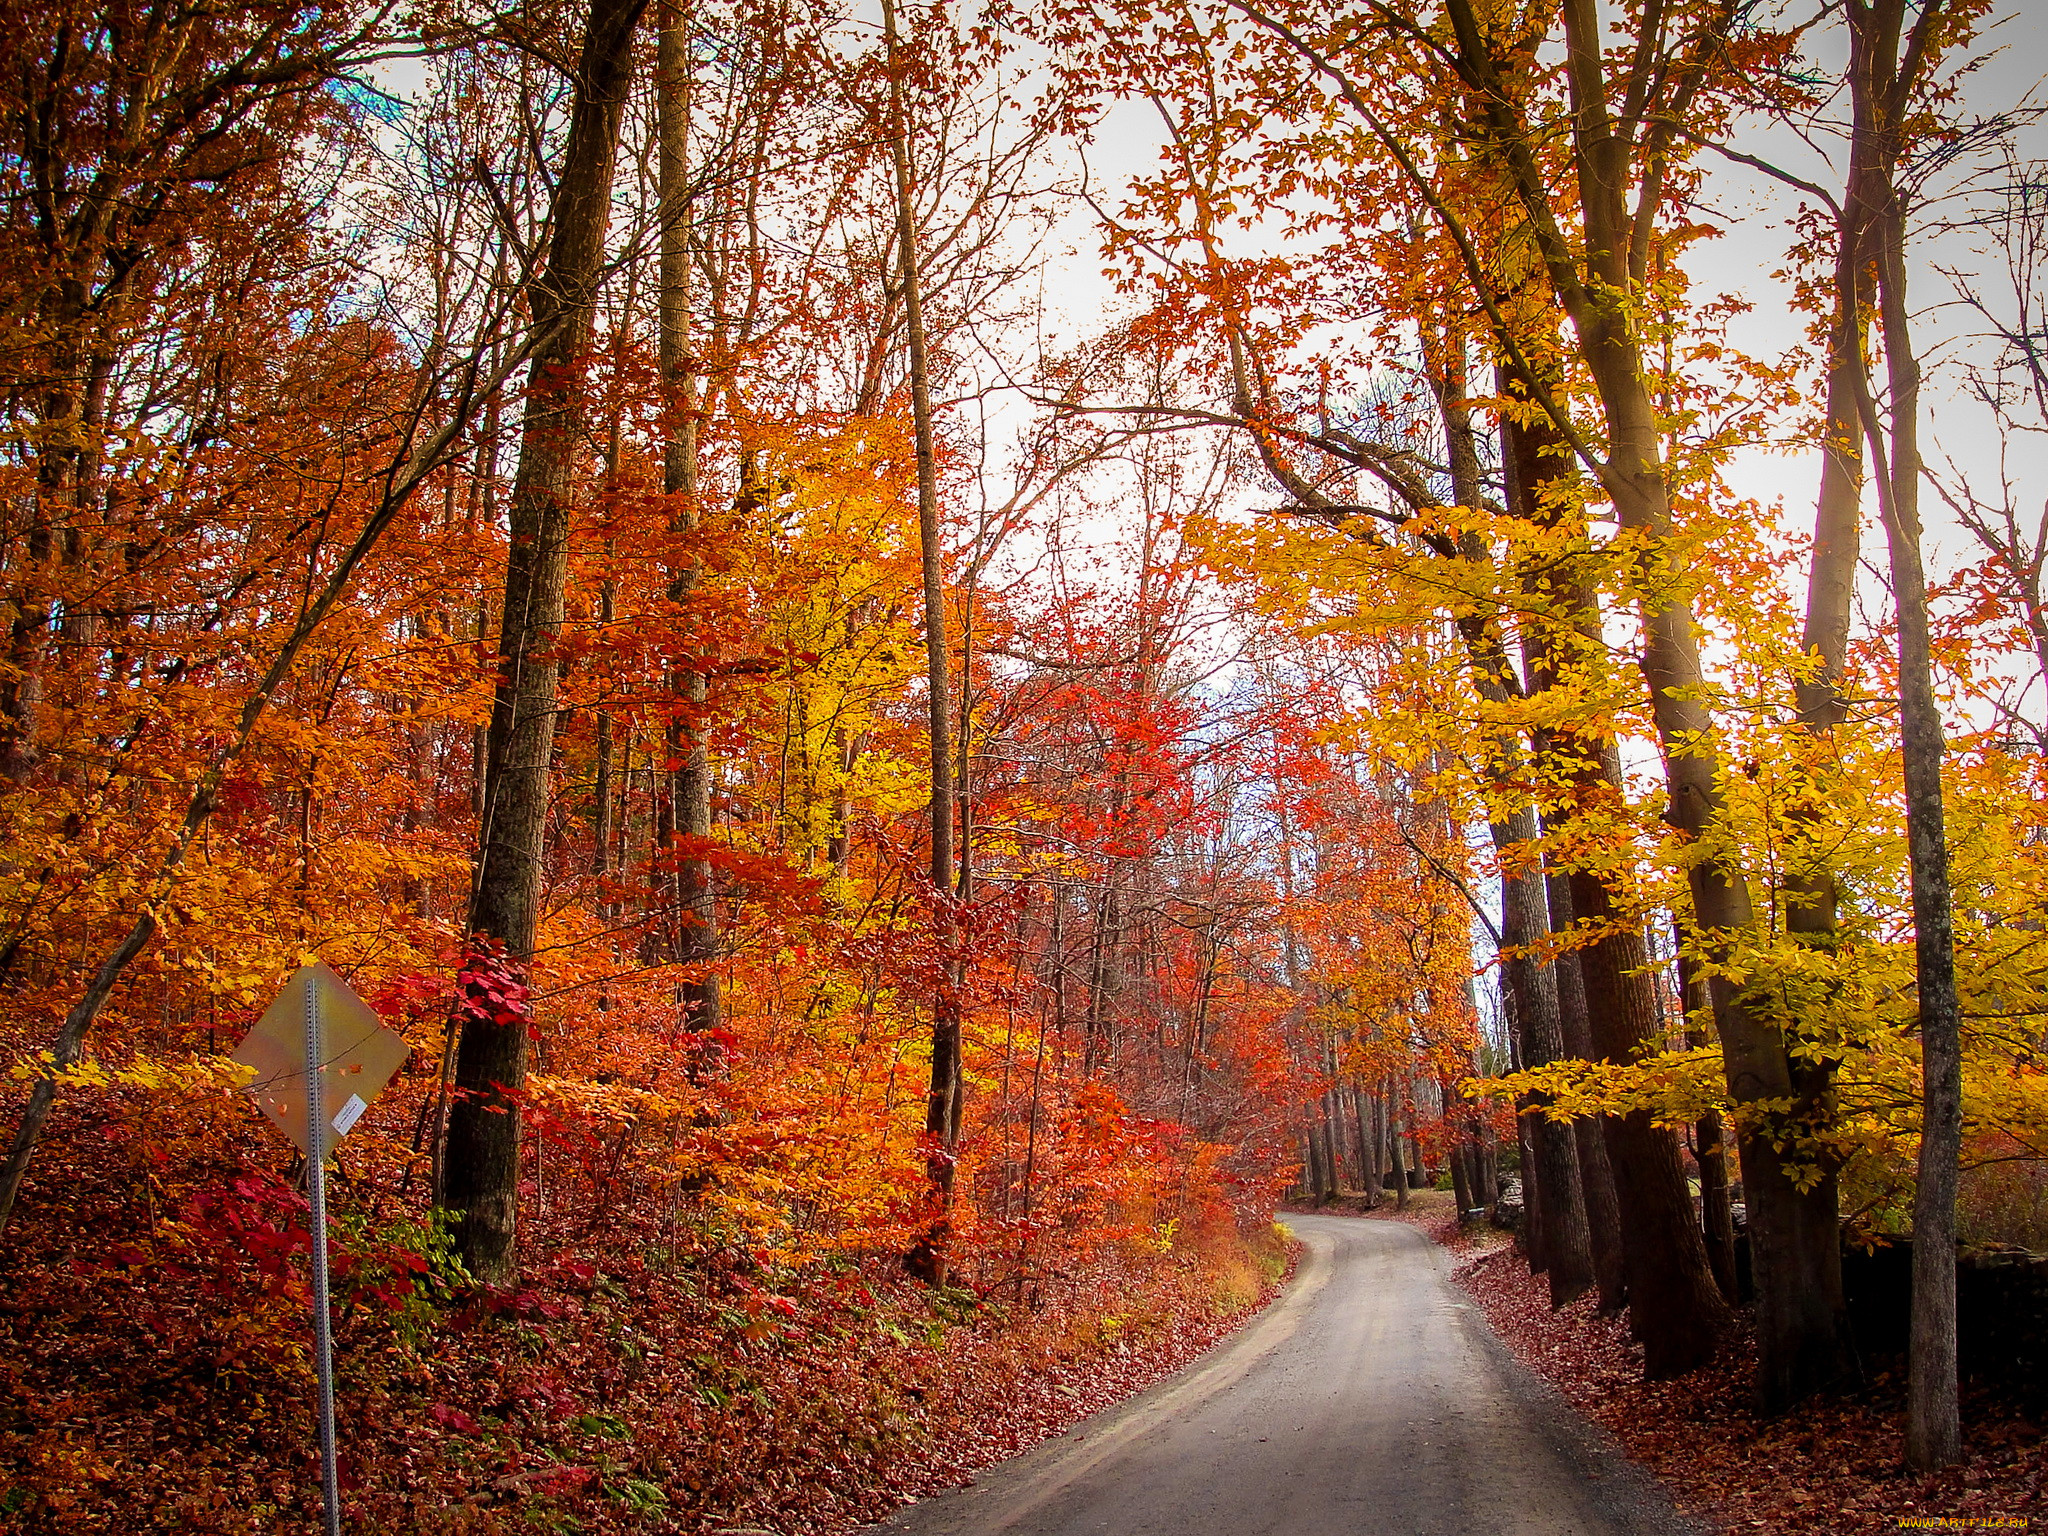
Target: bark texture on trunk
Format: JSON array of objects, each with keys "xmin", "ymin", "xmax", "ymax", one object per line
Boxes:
[
  {"xmin": 1571, "ymin": 867, "xmax": 1732, "ymax": 1377},
  {"xmin": 657, "ymin": 9, "xmax": 721, "ymax": 1038},
  {"xmin": 1353, "ymin": 1087, "xmax": 1382, "ymax": 1205},
  {"xmin": 1516, "ymin": 1107, "xmax": 1543, "ymax": 1265},
  {"xmin": 446, "ymin": 0, "xmax": 649, "ymax": 1284},
  {"xmin": 1547, "ymin": 871, "xmax": 1628, "ymax": 1315},
  {"xmin": 1498, "ymin": 838, "xmax": 1592, "ymax": 1306},
  {"xmin": 1759, "ymin": 0, "xmax": 1890, "ymax": 1400},
  {"xmin": 1697, "ymin": 1109, "xmax": 1739, "ymax": 1303},
  {"xmin": 1388, "ymin": 1089, "xmax": 1411, "ymax": 1210},
  {"xmin": 885, "ymin": 0, "xmax": 960, "ymax": 1284},
  {"xmin": 1503, "ymin": 0, "xmax": 1820, "ymax": 1387},
  {"xmin": 1496, "ymin": 330, "xmax": 1732, "ymax": 1370},
  {"xmin": 1450, "ymin": 1137, "xmax": 1474, "ymax": 1220},
  {"xmin": 1842, "ymin": 0, "xmax": 1963, "ymax": 1468}
]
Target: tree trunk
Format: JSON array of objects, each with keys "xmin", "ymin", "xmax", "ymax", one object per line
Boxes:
[
  {"xmin": 1450, "ymin": 1138, "xmax": 1474, "ymax": 1221},
  {"xmin": 885, "ymin": 0, "xmax": 959, "ymax": 1285},
  {"xmin": 658, "ymin": 7, "xmax": 721, "ymax": 1038},
  {"xmin": 1467, "ymin": 0, "xmax": 1812, "ymax": 1390},
  {"xmin": 1427, "ymin": 328, "xmax": 1588, "ymax": 1302},
  {"xmin": 1546, "ymin": 869, "xmax": 1628, "ymax": 1314},
  {"xmin": 1496, "ymin": 814, "xmax": 1593, "ymax": 1306},
  {"xmin": 1516, "ymin": 1108, "xmax": 1542, "ymax": 1264},
  {"xmin": 1320, "ymin": 1109, "xmax": 1341, "ymax": 1202},
  {"xmin": 1846, "ymin": 0, "xmax": 1964, "ymax": 1464},
  {"xmin": 1570, "ymin": 863, "xmax": 1732, "ymax": 1376},
  {"xmin": 1323, "ymin": 1086, "xmax": 1347, "ymax": 1192},
  {"xmin": 1494, "ymin": 343, "xmax": 1719, "ymax": 1356},
  {"xmin": 1677, "ymin": 947, "xmax": 1741, "ymax": 1303},
  {"xmin": 1388, "ymin": 1088, "xmax": 1411, "ymax": 1210},
  {"xmin": 1697, "ymin": 1110, "xmax": 1739, "ymax": 1303},
  {"xmin": 1476, "ymin": 1123, "xmax": 1500, "ymax": 1208},
  {"xmin": 1760, "ymin": 0, "xmax": 1888, "ymax": 1396},
  {"xmin": 1352, "ymin": 1086, "xmax": 1381, "ymax": 1206},
  {"xmin": 1083, "ymin": 874, "xmax": 1118, "ymax": 1075},
  {"xmin": 445, "ymin": 0, "xmax": 648, "ymax": 1284}
]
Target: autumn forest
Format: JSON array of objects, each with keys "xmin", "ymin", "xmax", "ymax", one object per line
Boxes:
[{"xmin": 1, "ymin": 0, "xmax": 2044, "ymax": 1529}]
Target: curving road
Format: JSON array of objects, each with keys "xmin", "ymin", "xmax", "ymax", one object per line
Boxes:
[{"xmin": 868, "ymin": 1214, "xmax": 1700, "ymax": 1536}]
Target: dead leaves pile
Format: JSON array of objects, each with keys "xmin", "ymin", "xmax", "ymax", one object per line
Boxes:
[
  {"xmin": 1456, "ymin": 1243, "xmax": 2046, "ymax": 1534},
  {"xmin": 0, "ymin": 1131, "xmax": 1290, "ymax": 1536}
]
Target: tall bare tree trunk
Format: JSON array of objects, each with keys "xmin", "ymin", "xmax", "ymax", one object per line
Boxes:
[
  {"xmin": 1752, "ymin": 0, "xmax": 1894, "ymax": 1399},
  {"xmin": 1429, "ymin": 335, "xmax": 1590, "ymax": 1306},
  {"xmin": 1508, "ymin": 402, "xmax": 1733, "ymax": 1363},
  {"xmin": 1840, "ymin": 0, "xmax": 1964, "ymax": 1468},
  {"xmin": 445, "ymin": 0, "xmax": 648, "ymax": 1283},
  {"xmin": 658, "ymin": 4, "xmax": 720, "ymax": 1037},
  {"xmin": 885, "ymin": 0, "xmax": 959, "ymax": 1284}
]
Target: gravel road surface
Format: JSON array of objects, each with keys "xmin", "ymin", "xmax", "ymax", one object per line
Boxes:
[{"xmin": 866, "ymin": 1213, "xmax": 1702, "ymax": 1536}]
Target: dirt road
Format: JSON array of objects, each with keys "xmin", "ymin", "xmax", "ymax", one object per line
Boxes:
[{"xmin": 867, "ymin": 1213, "xmax": 1700, "ymax": 1536}]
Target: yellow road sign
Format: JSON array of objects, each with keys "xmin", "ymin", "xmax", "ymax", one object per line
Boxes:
[{"xmin": 232, "ymin": 962, "xmax": 409, "ymax": 1157}]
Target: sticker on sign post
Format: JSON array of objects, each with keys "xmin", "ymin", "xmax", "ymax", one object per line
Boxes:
[{"xmin": 333, "ymin": 1095, "xmax": 368, "ymax": 1136}]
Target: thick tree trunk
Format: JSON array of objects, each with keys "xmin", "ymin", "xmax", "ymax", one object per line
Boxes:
[
  {"xmin": 1493, "ymin": 811, "xmax": 1592, "ymax": 1305},
  {"xmin": 1567, "ymin": 860, "xmax": 1731, "ymax": 1376},
  {"xmin": 1757, "ymin": 0, "xmax": 1887, "ymax": 1393},
  {"xmin": 1450, "ymin": 1138, "xmax": 1474, "ymax": 1221},
  {"xmin": 1444, "ymin": 0, "xmax": 1819, "ymax": 1392},
  {"xmin": 1387, "ymin": 1088, "xmax": 1411, "ymax": 1210},
  {"xmin": 1498, "ymin": 336, "xmax": 1724, "ymax": 1360},
  {"xmin": 1424, "ymin": 330, "xmax": 1586, "ymax": 1302},
  {"xmin": 1546, "ymin": 870, "xmax": 1628, "ymax": 1315},
  {"xmin": 1352, "ymin": 1087, "xmax": 1381, "ymax": 1206},
  {"xmin": 445, "ymin": 0, "xmax": 648, "ymax": 1284}
]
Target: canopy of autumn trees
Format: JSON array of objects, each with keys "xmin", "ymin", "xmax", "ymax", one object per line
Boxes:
[{"xmin": 0, "ymin": 0, "xmax": 2044, "ymax": 1487}]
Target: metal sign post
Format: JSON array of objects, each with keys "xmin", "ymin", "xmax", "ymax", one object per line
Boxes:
[
  {"xmin": 232, "ymin": 962, "xmax": 407, "ymax": 1536},
  {"xmin": 303, "ymin": 977, "xmax": 343, "ymax": 1536}
]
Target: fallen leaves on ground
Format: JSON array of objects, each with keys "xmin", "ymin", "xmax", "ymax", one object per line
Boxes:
[
  {"xmin": 1452, "ymin": 1233, "xmax": 2045, "ymax": 1533},
  {"xmin": 0, "ymin": 1147, "xmax": 1294, "ymax": 1536}
]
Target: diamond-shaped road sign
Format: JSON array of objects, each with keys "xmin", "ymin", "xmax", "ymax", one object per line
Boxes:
[
  {"xmin": 232, "ymin": 960, "xmax": 407, "ymax": 1536},
  {"xmin": 231, "ymin": 961, "xmax": 408, "ymax": 1157}
]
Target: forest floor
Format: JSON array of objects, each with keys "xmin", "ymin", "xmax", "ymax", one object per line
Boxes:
[
  {"xmin": 0, "ymin": 1096, "xmax": 1296, "ymax": 1535},
  {"xmin": 1345, "ymin": 1191, "xmax": 2047, "ymax": 1535},
  {"xmin": 1, "ymin": 1219, "xmax": 1294, "ymax": 1536}
]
